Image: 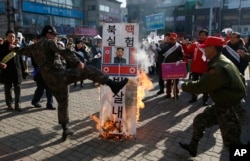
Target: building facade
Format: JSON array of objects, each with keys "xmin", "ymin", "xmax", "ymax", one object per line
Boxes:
[
  {"xmin": 0, "ymin": 0, "xmax": 123, "ymax": 39},
  {"xmin": 127, "ymin": 0, "xmax": 250, "ymax": 39},
  {"xmin": 83, "ymin": 0, "xmax": 122, "ymax": 35}
]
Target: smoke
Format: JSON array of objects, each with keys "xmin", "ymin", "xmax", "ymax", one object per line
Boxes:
[{"xmin": 134, "ymin": 41, "xmax": 156, "ymax": 73}]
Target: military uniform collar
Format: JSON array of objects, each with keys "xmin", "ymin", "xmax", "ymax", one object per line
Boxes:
[{"xmin": 208, "ymin": 53, "xmax": 221, "ymax": 65}]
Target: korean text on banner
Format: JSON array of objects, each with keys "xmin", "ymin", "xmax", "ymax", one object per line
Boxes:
[
  {"xmin": 102, "ymin": 23, "xmax": 139, "ymax": 48},
  {"xmin": 161, "ymin": 62, "xmax": 187, "ymax": 80}
]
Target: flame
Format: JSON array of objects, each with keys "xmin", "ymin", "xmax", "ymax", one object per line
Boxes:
[
  {"xmin": 91, "ymin": 115, "xmax": 123, "ymax": 139},
  {"xmin": 136, "ymin": 70, "xmax": 153, "ymax": 121},
  {"xmin": 91, "ymin": 114, "xmax": 100, "ymax": 130}
]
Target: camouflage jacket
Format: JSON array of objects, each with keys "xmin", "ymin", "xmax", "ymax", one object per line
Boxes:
[
  {"xmin": 182, "ymin": 53, "xmax": 246, "ymax": 107},
  {"xmin": 18, "ymin": 37, "xmax": 80, "ymax": 71}
]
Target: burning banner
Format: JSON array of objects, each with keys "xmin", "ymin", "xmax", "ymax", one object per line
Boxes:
[
  {"xmin": 90, "ymin": 23, "xmax": 152, "ymax": 140},
  {"xmin": 91, "ymin": 70, "xmax": 152, "ymax": 139}
]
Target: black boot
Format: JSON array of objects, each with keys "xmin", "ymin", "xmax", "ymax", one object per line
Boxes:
[
  {"xmin": 105, "ymin": 78, "xmax": 129, "ymax": 95},
  {"xmin": 179, "ymin": 140, "xmax": 199, "ymax": 157},
  {"xmin": 188, "ymin": 94, "xmax": 197, "ymax": 103},
  {"xmin": 62, "ymin": 124, "xmax": 74, "ymax": 141},
  {"xmin": 14, "ymin": 103, "xmax": 22, "ymax": 112},
  {"xmin": 156, "ymin": 89, "xmax": 164, "ymax": 95}
]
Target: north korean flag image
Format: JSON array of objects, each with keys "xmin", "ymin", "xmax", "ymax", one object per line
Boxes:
[
  {"xmin": 102, "ymin": 64, "xmax": 137, "ymax": 76},
  {"xmin": 103, "ymin": 46, "xmax": 112, "ymax": 64}
]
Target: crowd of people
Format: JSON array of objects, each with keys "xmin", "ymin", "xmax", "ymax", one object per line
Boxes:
[
  {"xmin": 0, "ymin": 25, "xmax": 250, "ymax": 155},
  {"xmin": 142, "ymin": 29, "xmax": 250, "ymax": 101}
]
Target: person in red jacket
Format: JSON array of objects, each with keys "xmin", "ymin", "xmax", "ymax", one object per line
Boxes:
[{"xmin": 182, "ymin": 29, "xmax": 209, "ymax": 106}]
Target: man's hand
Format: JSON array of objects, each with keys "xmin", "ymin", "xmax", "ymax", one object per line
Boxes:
[
  {"xmin": 78, "ymin": 62, "xmax": 84, "ymax": 70},
  {"xmin": 181, "ymin": 39, "xmax": 188, "ymax": 45},
  {"xmin": 0, "ymin": 63, "xmax": 7, "ymax": 69},
  {"xmin": 237, "ymin": 49, "xmax": 246, "ymax": 57}
]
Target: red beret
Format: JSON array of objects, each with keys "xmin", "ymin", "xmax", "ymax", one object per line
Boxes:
[{"xmin": 199, "ymin": 36, "xmax": 224, "ymax": 48}]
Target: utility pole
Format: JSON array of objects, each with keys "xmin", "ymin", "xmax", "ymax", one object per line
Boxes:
[
  {"xmin": 208, "ymin": 5, "xmax": 213, "ymax": 36},
  {"xmin": 6, "ymin": 0, "xmax": 11, "ymax": 30},
  {"xmin": 238, "ymin": 0, "xmax": 242, "ymax": 32},
  {"xmin": 218, "ymin": 0, "xmax": 223, "ymax": 33}
]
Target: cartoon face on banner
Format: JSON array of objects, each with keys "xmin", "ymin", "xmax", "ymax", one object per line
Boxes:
[{"xmin": 102, "ymin": 46, "xmax": 137, "ymax": 65}]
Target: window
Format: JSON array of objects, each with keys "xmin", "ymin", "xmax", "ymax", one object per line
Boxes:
[
  {"xmin": 23, "ymin": 13, "xmax": 49, "ymax": 27},
  {"xmin": 99, "ymin": 4, "xmax": 110, "ymax": 12}
]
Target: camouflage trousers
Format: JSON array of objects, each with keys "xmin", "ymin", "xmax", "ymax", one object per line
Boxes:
[
  {"xmin": 41, "ymin": 65, "xmax": 108, "ymax": 125},
  {"xmin": 192, "ymin": 104, "xmax": 244, "ymax": 146}
]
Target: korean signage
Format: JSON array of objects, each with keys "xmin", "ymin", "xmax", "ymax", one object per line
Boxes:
[
  {"xmin": 100, "ymin": 77, "xmax": 137, "ymax": 137},
  {"xmin": 22, "ymin": 1, "xmax": 83, "ymax": 18},
  {"xmin": 55, "ymin": 25, "xmax": 74, "ymax": 35},
  {"xmin": 161, "ymin": 62, "xmax": 187, "ymax": 80},
  {"xmin": 102, "ymin": 23, "xmax": 139, "ymax": 48},
  {"xmin": 99, "ymin": 23, "xmax": 139, "ymax": 138},
  {"xmin": 145, "ymin": 13, "xmax": 165, "ymax": 31},
  {"xmin": 74, "ymin": 27, "xmax": 98, "ymax": 36}
]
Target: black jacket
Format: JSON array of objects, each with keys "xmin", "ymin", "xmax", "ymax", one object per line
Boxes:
[
  {"xmin": 0, "ymin": 41, "xmax": 25, "ymax": 84},
  {"xmin": 157, "ymin": 42, "xmax": 183, "ymax": 64},
  {"xmin": 91, "ymin": 46, "xmax": 102, "ymax": 69},
  {"xmin": 222, "ymin": 41, "xmax": 249, "ymax": 75}
]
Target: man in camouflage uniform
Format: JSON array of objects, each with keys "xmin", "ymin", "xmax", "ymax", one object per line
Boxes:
[
  {"xmin": 178, "ymin": 36, "xmax": 246, "ymax": 157},
  {"xmin": 16, "ymin": 25, "xmax": 128, "ymax": 141}
]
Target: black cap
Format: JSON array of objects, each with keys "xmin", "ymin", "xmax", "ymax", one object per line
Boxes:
[
  {"xmin": 75, "ymin": 39, "xmax": 82, "ymax": 44},
  {"xmin": 41, "ymin": 25, "xmax": 59, "ymax": 36},
  {"xmin": 199, "ymin": 29, "xmax": 208, "ymax": 36}
]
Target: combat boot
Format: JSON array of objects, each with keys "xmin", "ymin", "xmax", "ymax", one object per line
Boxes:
[
  {"xmin": 179, "ymin": 140, "xmax": 199, "ymax": 157},
  {"xmin": 105, "ymin": 78, "xmax": 129, "ymax": 94},
  {"xmin": 62, "ymin": 124, "xmax": 74, "ymax": 141},
  {"xmin": 188, "ymin": 95, "xmax": 197, "ymax": 103}
]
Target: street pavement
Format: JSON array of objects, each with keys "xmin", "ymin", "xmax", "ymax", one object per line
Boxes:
[{"xmin": 0, "ymin": 72, "xmax": 249, "ymax": 161}]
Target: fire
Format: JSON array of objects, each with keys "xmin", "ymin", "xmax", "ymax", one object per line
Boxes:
[
  {"xmin": 91, "ymin": 114, "xmax": 100, "ymax": 130},
  {"xmin": 90, "ymin": 70, "xmax": 153, "ymax": 139},
  {"xmin": 136, "ymin": 70, "xmax": 153, "ymax": 121},
  {"xmin": 91, "ymin": 114, "xmax": 124, "ymax": 140}
]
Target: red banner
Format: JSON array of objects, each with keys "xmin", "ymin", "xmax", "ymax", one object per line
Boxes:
[{"xmin": 161, "ymin": 62, "xmax": 187, "ymax": 79}]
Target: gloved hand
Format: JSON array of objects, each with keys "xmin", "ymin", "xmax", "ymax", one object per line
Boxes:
[{"xmin": 177, "ymin": 81, "xmax": 184, "ymax": 90}]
